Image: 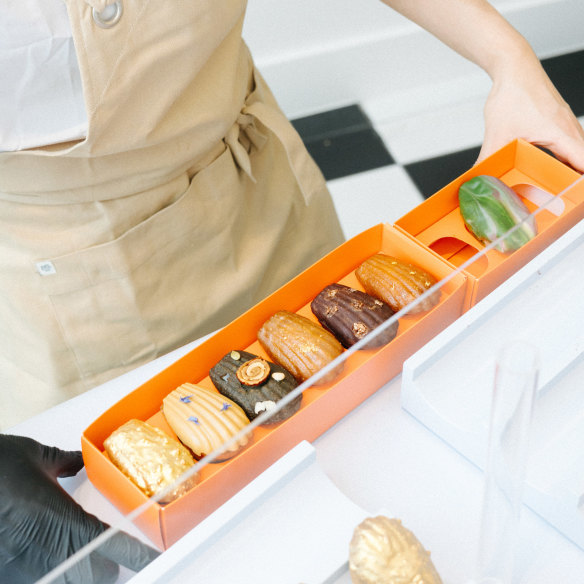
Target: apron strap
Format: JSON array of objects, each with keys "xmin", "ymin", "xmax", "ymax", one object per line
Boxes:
[{"xmin": 224, "ymin": 98, "xmax": 324, "ymax": 206}]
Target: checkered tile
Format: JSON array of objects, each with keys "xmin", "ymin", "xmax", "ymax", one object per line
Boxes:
[{"xmin": 292, "ymin": 50, "xmax": 584, "ymax": 240}]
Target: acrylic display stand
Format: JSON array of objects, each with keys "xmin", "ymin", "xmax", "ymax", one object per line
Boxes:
[{"xmin": 402, "ymin": 219, "xmax": 584, "ymax": 551}]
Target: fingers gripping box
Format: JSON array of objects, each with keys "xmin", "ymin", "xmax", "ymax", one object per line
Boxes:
[{"xmin": 395, "ymin": 139, "xmax": 584, "ymax": 308}]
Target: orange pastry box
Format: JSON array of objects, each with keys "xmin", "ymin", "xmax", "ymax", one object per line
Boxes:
[
  {"xmin": 83, "ymin": 140, "xmax": 584, "ymax": 550},
  {"xmin": 82, "ymin": 223, "xmax": 467, "ymax": 549},
  {"xmin": 395, "ymin": 139, "xmax": 584, "ymax": 308}
]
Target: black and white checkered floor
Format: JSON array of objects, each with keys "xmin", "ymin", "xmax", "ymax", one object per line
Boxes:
[{"xmin": 292, "ymin": 49, "xmax": 584, "ymax": 240}]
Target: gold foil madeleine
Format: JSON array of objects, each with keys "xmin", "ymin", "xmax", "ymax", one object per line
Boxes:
[
  {"xmin": 349, "ymin": 516, "xmax": 442, "ymax": 584},
  {"xmin": 103, "ymin": 419, "xmax": 197, "ymax": 504},
  {"xmin": 355, "ymin": 254, "xmax": 440, "ymax": 314}
]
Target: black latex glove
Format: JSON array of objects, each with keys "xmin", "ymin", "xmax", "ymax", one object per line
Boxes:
[{"xmin": 0, "ymin": 434, "xmax": 160, "ymax": 584}]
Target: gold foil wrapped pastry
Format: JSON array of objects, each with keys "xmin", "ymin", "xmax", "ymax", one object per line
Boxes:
[
  {"xmin": 349, "ymin": 516, "xmax": 442, "ymax": 584},
  {"xmin": 103, "ymin": 419, "xmax": 197, "ymax": 503},
  {"xmin": 162, "ymin": 383, "xmax": 250, "ymax": 461}
]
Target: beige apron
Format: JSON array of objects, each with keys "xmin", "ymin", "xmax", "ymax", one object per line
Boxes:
[{"xmin": 0, "ymin": 0, "xmax": 344, "ymax": 429}]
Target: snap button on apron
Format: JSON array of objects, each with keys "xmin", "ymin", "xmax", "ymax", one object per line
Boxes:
[{"xmin": 91, "ymin": 1, "xmax": 123, "ymax": 29}]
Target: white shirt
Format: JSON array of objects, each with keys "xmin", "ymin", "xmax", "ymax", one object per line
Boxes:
[{"xmin": 0, "ymin": 0, "xmax": 87, "ymax": 152}]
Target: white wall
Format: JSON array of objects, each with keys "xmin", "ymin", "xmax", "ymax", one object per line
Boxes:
[{"xmin": 243, "ymin": 0, "xmax": 584, "ymax": 121}]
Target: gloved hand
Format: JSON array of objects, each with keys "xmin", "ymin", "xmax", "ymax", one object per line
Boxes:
[{"xmin": 0, "ymin": 434, "xmax": 160, "ymax": 584}]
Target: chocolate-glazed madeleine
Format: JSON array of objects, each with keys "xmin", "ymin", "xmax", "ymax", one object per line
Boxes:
[
  {"xmin": 355, "ymin": 254, "xmax": 440, "ymax": 314},
  {"xmin": 257, "ymin": 310, "xmax": 344, "ymax": 385},
  {"xmin": 311, "ymin": 283, "xmax": 398, "ymax": 349},
  {"xmin": 209, "ymin": 350, "xmax": 301, "ymax": 423}
]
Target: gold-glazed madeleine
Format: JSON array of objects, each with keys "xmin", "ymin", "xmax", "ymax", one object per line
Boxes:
[
  {"xmin": 349, "ymin": 516, "xmax": 443, "ymax": 584},
  {"xmin": 103, "ymin": 418, "xmax": 197, "ymax": 503},
  {"xmin": 257, "ymin": 310, "xmax": 344, "ymax": 385},
  {"xmin": 355, "ymin": 254, "xmax": 440, "ymax": 314}
]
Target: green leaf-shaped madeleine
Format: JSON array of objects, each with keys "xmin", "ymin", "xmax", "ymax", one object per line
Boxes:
[{"xmin": 458, "ymin": 175, "xmax": 537, "ymax": 252}]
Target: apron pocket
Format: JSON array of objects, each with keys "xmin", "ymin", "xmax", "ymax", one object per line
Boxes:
[{"xmin": 35, "ymin": 146, "xmax": 248, "ymax": 383}]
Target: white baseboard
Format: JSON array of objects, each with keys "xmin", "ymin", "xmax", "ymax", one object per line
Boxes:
[{"xmin": 248, "ymin": 0, "xmax": 584, "ymax": 124}]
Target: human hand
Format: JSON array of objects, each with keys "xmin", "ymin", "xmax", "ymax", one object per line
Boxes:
[
  {"xmin": 380, "ymin": 0, "xmax": 584, "ymax": 172},
  {"xmin": 0, "ymin": 434, "xmax": 159, "ymax": 584},
  {"xmin": 477, "ymin": 52, "xmax": 584, "ymax": 172}
]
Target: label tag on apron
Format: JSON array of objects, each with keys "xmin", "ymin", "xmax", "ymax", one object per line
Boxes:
[{"xmin": 36, "ymin": 260, "xmax": 57, "ymax": 276}]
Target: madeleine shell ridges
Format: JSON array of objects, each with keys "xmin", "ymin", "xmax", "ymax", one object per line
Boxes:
[
  {"xmin": 162, "ymin": 383, "xmax": 250, "ymax": 459},
  {"xmin": 355, "ymin": 254, "xmax": 440, "ymax": 314},
  {"xmin": 209, "ymin": 349, "xmax": 301, "ymax": 423},
  {"xmin": 257, "ymin": 310, "xmax": 344, "ymax": 384},
  {"xmin": 311, "ymin": 283, "xmax": 398, "ymax": 349}
]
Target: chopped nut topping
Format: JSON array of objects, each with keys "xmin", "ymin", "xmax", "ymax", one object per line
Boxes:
[
  {"xmin": 236, "ymin": 357, "xmax": 270, "ymax": 386},
  {"xmin": 351, "ymin": 299, "xmax": 364, "ymax": 310},
  {"xmin": 254, "ymin": 400, "xmax": 276, "ymax": 414},
  {"xmin": 271, "ymin": 371, "xmax": 285, "ymax": 382},
  {"xmin": 325, "ymin": 305, "xmax": 339, "ymax": 317},
  {"xmin": 352, "ymin": 322, "xmax": 369, "ymax": 338}
]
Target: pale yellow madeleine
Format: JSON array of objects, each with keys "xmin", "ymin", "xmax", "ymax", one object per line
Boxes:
[{"xmin": 162, "ymin": 383, "xmax": 250, "ymax": 460}]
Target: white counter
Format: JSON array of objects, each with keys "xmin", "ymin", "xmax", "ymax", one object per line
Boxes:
[
  {"xmin": 9, "ymin": 340, "xmax": 584, "ymax": 583},
  {"xmin": 10, "ymin": 220, "xmax": 584, "ymax": 583}
]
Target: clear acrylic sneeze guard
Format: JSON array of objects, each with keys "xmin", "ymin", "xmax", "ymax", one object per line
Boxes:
[
  {"xmin": 401, "ymin": 213, "xmax": 584, "ymax": 554},
  {"xmin": 34, "ymin": 160, "xmax": 584, "ymax": 584}
]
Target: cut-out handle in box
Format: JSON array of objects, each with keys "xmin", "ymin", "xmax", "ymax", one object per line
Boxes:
[{"xmin": 512, "ymin": 183, "xmax": 565, "ymax": 216}]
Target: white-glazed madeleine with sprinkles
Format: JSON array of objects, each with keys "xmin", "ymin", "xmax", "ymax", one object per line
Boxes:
[{"xmin": 162, "ymin": 383, "xmax": 250, "ymax": 460}]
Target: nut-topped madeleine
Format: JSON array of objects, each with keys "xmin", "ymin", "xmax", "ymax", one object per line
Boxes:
[
  {"xmin": 311, "ymin": 283, "xmax": 398, "ymax": 349},
  {"xmin": 209, "ymin": 350, "xmax": 301, "ymax": 423}
]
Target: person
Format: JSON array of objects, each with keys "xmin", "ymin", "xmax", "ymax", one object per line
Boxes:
[
  {"xmin": 383, "ymin": 0, "xmax": 584, "ymax": 170},
  {"xmin": 2, "ymin": 0, "xmax": 584, "ymax": 429},
  {"xmin": 2, "ymin": 0, "xmax": 584, "ymax": 581},
  {"xmin": 0, "ymin": 434, "xmax": 159, "ymax": 583}
]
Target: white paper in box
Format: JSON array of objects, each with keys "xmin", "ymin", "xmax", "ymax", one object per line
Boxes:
[{"xmin": 401, "ymin": 219, "xmax": 584, "ymax": 551}]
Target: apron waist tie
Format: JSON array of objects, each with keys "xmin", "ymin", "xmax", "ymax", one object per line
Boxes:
[{"xmin": 225, "ymin": 100, "xmax": 324, "ymax": 206}]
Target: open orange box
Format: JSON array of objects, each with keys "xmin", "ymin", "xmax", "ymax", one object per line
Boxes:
[
  {"xmin": 395, "ymin": 139, "xmax": 584, "ymax": 308},
  {"xmin": 82, "ymin": 223, "xmax": 468, "ymax": 549}
]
